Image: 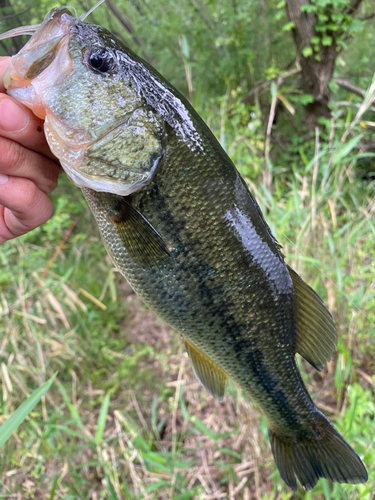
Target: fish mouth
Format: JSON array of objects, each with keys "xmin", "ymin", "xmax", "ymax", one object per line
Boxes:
[{"xmin": 3, "ymin": 8, "xmax": 76, "ymax": 119}]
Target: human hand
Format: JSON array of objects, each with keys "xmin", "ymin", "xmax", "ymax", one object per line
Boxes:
[{"xmin": 0, "ymin": 56, "xmax": 62, "ymax": 244}]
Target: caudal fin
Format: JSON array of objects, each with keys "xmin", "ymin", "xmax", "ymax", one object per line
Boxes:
[{"xmin": 268, "ymin": 413, "xmax": 368, "ymax": 491}]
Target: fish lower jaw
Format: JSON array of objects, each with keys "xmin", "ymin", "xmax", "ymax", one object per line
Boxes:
[
  {"xmin": 61, "ymin": 161, "xmax": 154, "ymax": 196},
  {"xmin": 7, "ymin": 84, "xmax": 46, "ymax": 119}
]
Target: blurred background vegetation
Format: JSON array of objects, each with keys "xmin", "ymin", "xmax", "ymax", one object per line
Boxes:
[{"xmin": 0, "ymin": 0, "xmax": 374, "ymax": 498}]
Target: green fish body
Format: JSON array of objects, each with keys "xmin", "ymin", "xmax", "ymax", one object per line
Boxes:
[{"xmin": 2, "ymin": 8, "xmax": 367, "ymax": 490}]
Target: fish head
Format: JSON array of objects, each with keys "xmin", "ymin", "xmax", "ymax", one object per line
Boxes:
[{"xmin": 3, "ymin": 8, "xmax": 165, "ymax": 195}]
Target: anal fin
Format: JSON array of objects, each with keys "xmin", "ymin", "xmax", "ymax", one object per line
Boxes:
[
  {"xmin": 287, "ymin": 265, "xmax": 337, "ymax": 371},
  {"xmin": 184, "ymin": 339, "xmax": 229, "ymax": 401}
]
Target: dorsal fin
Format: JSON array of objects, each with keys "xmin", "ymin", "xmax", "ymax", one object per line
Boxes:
[
  {"xmin": 184, "ymin": 338, "xmax": 229, "ymax": 401},
  {"xmin": 287, "ymin": 265, "xmax": 337, "ymax": 371}
]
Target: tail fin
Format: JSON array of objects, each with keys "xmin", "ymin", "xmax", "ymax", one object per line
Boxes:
[{"xmin": 268, "ymin": 413, "xmax": 368, "ymax": 491}]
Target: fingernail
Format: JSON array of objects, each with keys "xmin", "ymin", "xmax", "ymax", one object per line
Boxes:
[
  {"xmin": 0, "ymin": 97, "xmax": 29, "ymax": 132},
  {"xmin": 0, "ymin": 174, "xmax": 9, "ymax": 185},
  {"xmin": 2, "ymin": 66, "xmax": 12, "ymax": 90}
]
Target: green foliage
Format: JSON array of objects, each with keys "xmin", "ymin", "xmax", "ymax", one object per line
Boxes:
[
  {"xmin": 300, "ymin": 0, "xmax": 368, "ymax": 60},
  {"xmin": 302, "ymin": 46, "xmax": 313, "ymax": 58}
]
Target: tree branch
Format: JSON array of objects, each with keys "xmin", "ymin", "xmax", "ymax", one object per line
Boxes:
[
  {"xmin": 334, "ymin": 101, "xmax": 375, "ymax": 113},
  {"xmin": 346, "ymin": 0, "xmax": 364, "ymax": 16},
  {"xmin": 359, "ymin": 12, "xmax": 375, "ymax": 21},
  {"xmin": 333, "ymin": 78, "xmax": 366, "ymax": 98},
  {"xmin": 0, "ymin": 8, "xmax": 30, "ymax": 21},
  {"xmin": 242, "ymin": 64, "xmax": 301, "ymax": 104},
  {"xmin": 106, "ymin": 0, "xmax": 154, "ymax": 65}
]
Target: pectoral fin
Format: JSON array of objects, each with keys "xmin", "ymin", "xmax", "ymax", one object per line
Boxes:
[
  {"xmin": 184, "ymin": 338, "xmax": 229, "ymax": 401},
  {"xmin": 109, "ymin": 198, "xmax": 169, "ymax": 268},
  {"xmin": 288, "ymin": 265, "xmax": 337, "ymax": 371}
]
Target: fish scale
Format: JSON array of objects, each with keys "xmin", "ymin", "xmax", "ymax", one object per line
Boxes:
[{"xmin": 1, "ymin": 6, "xmax": 367, "ymax": 490}]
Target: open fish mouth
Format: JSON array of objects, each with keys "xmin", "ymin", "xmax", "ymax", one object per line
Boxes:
[{"xmin": 1, "ymin": 8, "xmax": 75, "ymax": 119}]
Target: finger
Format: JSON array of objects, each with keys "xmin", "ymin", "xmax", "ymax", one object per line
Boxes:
[
  {"xmin": 0, "ymin": 174, "xmax": 53, "ymax": 243},
  {"xmin": 0, "ymin": 135, "xmax": 60, "ymax": 195},
  {"xmin": 0, "ymin": 57, "xmax": 11, "ymax": 93},
  {"xmin": 0, "ymin": 94, "xmax": 57, "ymax": 161},
  {"xmin": 0, "ymin": 58, "xmax": 57, "ymax": 161}
]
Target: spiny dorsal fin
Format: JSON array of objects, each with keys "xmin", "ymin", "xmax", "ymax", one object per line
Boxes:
[
  {"xmin": 287, "ymin": 265, "xmax": 337, "ymax": 371},
  {"xmin": 109, "ymin": 198, "xmax": 169, "ymax": 268},
  {"xmin": 184, "ymin": 338, "xmax": 229, "ymax": 401}
]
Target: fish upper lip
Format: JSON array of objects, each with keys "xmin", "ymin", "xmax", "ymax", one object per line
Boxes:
[
  {"xmin": 4, "ymin": 11, "xmax": 76, "ymax": 120},
  {"xmin": 9, "ymin": 33, "xmax": 68, "ymax": 83},
  {"xmin": 6, "ymin": 9, "xmax": 75, "ymax": 85}
]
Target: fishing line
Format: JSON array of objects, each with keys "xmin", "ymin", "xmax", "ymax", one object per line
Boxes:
[
  {"xmin": 0, "ymin": 25, "xmax": 41, "ymax": 40},
  {"xmin": 80, "ymin": 0, "xmax": 107, "ymax": 21},
  {"xmin": 0, "ymin": 1, "xmax": 105, "ymax": 40},
  {"xmin": 63, "ymin": 6, "xmax": 78, "ymax": 19},
  {"xmin": 281, "ymin": 232, "xmax": 373, "ymax": 325}
]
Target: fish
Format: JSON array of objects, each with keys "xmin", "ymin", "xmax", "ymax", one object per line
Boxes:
[{"xmin": 0, "ymin": 6, "xmax": 368, "ymax": 491}]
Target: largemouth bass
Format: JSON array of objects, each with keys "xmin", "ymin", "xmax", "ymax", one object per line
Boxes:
[{"xmin": 1, "ymin": 7, "xmax": 367, "ymax": 491}]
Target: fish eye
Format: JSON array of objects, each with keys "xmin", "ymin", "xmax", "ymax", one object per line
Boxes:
[{"xmin": 88, "ymin": 48, "xmax": 113, "ymax": 73}]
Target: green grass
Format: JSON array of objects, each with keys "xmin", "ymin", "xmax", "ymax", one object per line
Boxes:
[{"xmin": 0, "ymin": 104, "xmax": 374, "ymax": 499}]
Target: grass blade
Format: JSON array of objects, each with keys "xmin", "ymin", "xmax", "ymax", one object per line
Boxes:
[
  {"xmin": 57, "ymin": 382, "xmax": 85, "ymax": 431},
  {"xmin": 49, "ymin": 473, "xmax": 60, "ymax": 500},
  {"xmin": 173, "ymin": 489, "xmax": 200, "ymax": 500},
  {"xmin": 105, "ymin": 473, "xmax": 119, "ymax": 500},
  {"xmin": 0, "ymin": 373, "xmax": 57, "ymax": 447},
  {"xmin": 95, "ymin": 393, "xmax": 110, "ymax": 445},
  {"xmin": 190, "ymin": 415, "xmax": 216, "ymax": 441}
]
